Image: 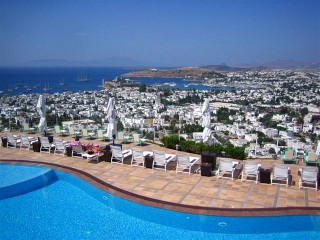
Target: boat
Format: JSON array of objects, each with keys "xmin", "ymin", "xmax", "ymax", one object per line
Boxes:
[
  {"xmin": 43, "ymin": 83, "xmax": 51, "ymax": 92},
  {"xmin": 24, "ymin": 85, "xmax": 32, "ymax": 92},
  {"xmin": 75, "ymin": 73, "xmax": 88, "ymax": 82},
  {"xmin": 33, "ymin": 83, "xmax": 41, "ymax": 89},
  {"xmin": 60, "ymin": 79, "xmax": 65, "ymax": 86},
  {"xmin": 163, "ymin": 82, "xmax": 176, "ymax": 87}
]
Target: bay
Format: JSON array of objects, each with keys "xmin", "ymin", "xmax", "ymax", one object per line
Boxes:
[
  {"xmin": 0, "ymin": 67, "xmax": 133, "ymax": 96},
  {"xmin": 0, "ymin": 67, "xmax": 236, "ymax": 96}
]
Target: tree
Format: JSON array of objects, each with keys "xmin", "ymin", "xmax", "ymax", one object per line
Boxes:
[
  {"xmin": 310, "ymin": 133, "xmax": 318, "ymax": 143},
  {"xmin": 161, "ymin": 89, "xmax": 171, "ymax": 97},
  {"xmin": 161, "ymin": 98, "xmax": 170, "ymax": 106},
  {"xmin": 182, "ymin": 123, "xmax": 203, "ymax": 134},
  {"xmin": 117, "ymin": 121, "xmax": 124, "ymax": 131},
  {"xmin": 280, "ymin": 107, "xmax": 289, "ymax": 114},
  {"xmin": 311, "ymin": 115, "xmax": 320, "ymax": 123},
  {"xmin": 269, "ymin": 148, "xmax": 276, "ymax": 154},
  {"xmin": 300, "ymin": 107, "xmax": 309, "ymax": 117},
  {"xmin": 277, "ymin": 126, "xmax": 287, "ymax": 131},
  {"xmin": 139, "ymin": 83, "xmax": 146, "ymax": 92},
  {"xmin": 278, "ymin": 140, "xmax": 286, "ymax": 146},
  {"xmin": 216, "ymin": 107, "xmax": 234, "ymax": 124},
  {"xmin": 259, "ymin": 113, "xmax": 277, "ymax": 128}
]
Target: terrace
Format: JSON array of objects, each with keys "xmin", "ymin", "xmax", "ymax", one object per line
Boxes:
[{"xmin": 0, "ymin": 131, "xmax": 319, "ymax": 216}]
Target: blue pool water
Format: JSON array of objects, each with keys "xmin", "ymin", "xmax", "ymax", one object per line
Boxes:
[
  {"xmin": 0, "ymin": 164, "xmax": 51, "ymax": 187},
  {"xmin": 0, "ymin": 164, "xmax": 319, "ymax": 240}
]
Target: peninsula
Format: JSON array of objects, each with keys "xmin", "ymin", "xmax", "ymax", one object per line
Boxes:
[{"xmin": 122, "ymin": 66, "xmax": 216, "ymax": 79}]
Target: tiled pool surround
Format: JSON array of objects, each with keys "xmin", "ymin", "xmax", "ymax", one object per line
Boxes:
[
  {"xmin": 0, "ymin": 133, "xmax": 319, "ymax": 216},
  {"xmin": 1, "ymin": 157, "xmax": 319, "ymax": 216}
]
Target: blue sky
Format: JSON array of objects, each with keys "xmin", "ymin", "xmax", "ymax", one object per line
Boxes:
[{"xmin": 0, "ymin": 0, "xmax": 319, "ymax": 67}]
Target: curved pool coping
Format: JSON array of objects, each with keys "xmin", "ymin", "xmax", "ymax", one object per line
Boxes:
[{"xmin": 1, "ymin": 159, "xmax": 319, "ymax": 217}]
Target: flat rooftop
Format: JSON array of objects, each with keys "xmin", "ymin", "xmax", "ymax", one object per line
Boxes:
[{"xmin": 1, "ymin": 132, "xmax": 319, "ymax": 216}]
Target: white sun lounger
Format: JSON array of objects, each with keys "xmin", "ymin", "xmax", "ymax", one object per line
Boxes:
[
  {"xmin": 131, "ymin": 148, "xmax": 147, "ymax": 167},
  {"xmin": 241, "ymin": 160, "xmax": 261, "ymax": 184},
  {"xmin": 299, "ymin": 166, "xmax": 318, "ymax": 191},
  {"xmin": 176, "ymin": 154, "xmax": 200, "ymax": 175},
  {"xmin": 271, "ymin": 164, "xmax": 290, "ymax": 188},
  {"xmin": 152, "ymin": 150, "xmax": 177, "ymax": 172},
  {"xmin": 71, "ymin": 144, "xmax": 101, "ymax": 162},
  {"xmin": 39, "ymin": 137, "xmax": 54, "ymax": 154},
  {"xmin": 216, "ymin": 159, "xmax": 239, "ymax": 181},
  {"xmin": 110, "ymin": 145, "xmax": 132, "ymax": 164}
]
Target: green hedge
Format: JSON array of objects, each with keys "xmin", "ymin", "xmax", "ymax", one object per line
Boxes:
[
  {"xmin": 161, "ymin": 135, "xmax": 246, "ymax": 160},
  {"xmin": 161, "ymin": 135, "xmax": 184, "ymax": 149}
]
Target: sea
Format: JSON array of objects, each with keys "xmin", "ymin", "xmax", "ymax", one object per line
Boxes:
[{"xmin": 0, "ymin": 67, "xmax": 236, "ymax": 96}]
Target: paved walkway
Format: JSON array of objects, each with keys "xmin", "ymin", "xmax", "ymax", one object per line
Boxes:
[{"xmin": 1, "ymin": 132, "xmax": 319, "ymax": 215}]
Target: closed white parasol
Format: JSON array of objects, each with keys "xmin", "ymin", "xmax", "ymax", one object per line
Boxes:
[
  {"xmin": 201, "ymin": 98, "xmax": 213, "ymax": 146},
  {"xmin": 105, "ymin": 97, "xmax": 116, "ymax": 140},
  {"xmin": 36, "ymin": 95, "xmax": 47, "ymax": 134}
]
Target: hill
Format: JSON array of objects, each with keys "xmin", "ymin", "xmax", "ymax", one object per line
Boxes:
[
  {"xmin": 122, "ymin": 66, "xmax": 216, "ymax": 79},
  {"xmin": 122, "ymin": 64, "xmax": 270, "ymax": 79}
]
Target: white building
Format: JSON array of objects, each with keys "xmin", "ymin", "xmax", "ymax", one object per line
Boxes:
[
  {"xmin": 193, "ymin": 132, "xmax": 203, "ymax": 143},
  {"xmin": 245, "ymin": 134, "xmax": 258, "ymax": 142}
]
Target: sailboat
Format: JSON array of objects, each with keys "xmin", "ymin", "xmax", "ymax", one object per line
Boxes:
[
  {"xmin": 8, "ymin": 85, "xmax": 13, "ymax": 92},
  {"xmin": 43, "ymin": 83, "xmax": 51, "ymax": 92},
  {"xmin": 34, "ymin": 83, "xmax": 41, "ymax": 89},
  {"xmin": 75, "ymin": 73, "xmax": 88, "ymax": 82},
  {"xmin": 60, "ymin": 79, "xmax": 65, "ymax": 86}
]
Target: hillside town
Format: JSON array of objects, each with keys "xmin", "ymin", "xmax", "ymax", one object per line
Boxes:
[{"xmin": 1, "ymin": 68, "xmax": 319, "ymax": 158}]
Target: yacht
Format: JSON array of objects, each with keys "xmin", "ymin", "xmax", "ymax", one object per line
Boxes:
[
  {"xmin": 43, "ymin": 83, "xmax": 51, "ymax": 92},
  {"xmin": 163, "ymin": 82, "xmax": 176, "ymax": 87},
  {"xmin": 75, "ymin": 74, "xmax": 88, "ymax": 82}
]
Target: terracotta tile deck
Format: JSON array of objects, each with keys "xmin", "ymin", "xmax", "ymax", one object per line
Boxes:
[{"xmin": 1, "ymin": 132, "xmax": 319, "ymax": 216}]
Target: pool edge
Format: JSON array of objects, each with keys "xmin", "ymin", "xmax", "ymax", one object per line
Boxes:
[{"xmin": 1, "ymin": 159, "xmax": 319, "ymax": 217}]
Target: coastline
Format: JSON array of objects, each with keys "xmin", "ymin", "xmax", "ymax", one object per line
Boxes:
[{"xmin": 122, "ymin": 66, "xmax": 214, "ymax": 79}]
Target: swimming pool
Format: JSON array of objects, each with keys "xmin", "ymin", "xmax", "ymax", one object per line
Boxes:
[{"xmin": 0, "ymin": 164, "xmax": 319, "ymax": 239}]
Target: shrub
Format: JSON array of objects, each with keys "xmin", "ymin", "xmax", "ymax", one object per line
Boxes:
[
  {"xmin": 180, "ymin": 140, "xmax": 195, "ymax": 153},
  {"xmin": 161, "ymin": 135, "xmax": 185, "ymax": 149},
  {"xmin": 209, "ymin": 144, "xmax": 224, "ymax": 156},
  {"xmin": 162, "ymin": 136, "xmax": 246, "ymax": 160},
  {"xmin": 191, "ymin": 142, "xmax": 208, "ymax": 154},
  {"xmin": 222, "ymin": 144, "xmax": 246, "ymax": 160}
]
